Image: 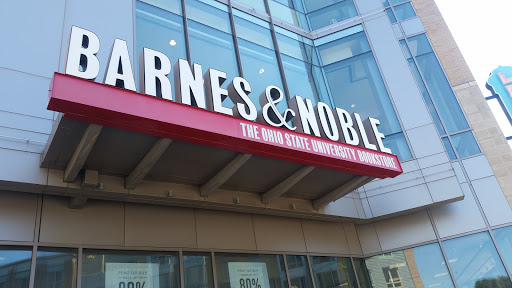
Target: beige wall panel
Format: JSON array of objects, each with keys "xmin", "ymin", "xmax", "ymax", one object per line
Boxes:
[
  {"xmin": 252, "ymin": 215, "xmax": 306, "ymax": 252},
  {"xmin": 301, "ymin": 219, "xmax": 349, "ymax": 254},
  {"xmin": 195, "ymin": 209, "xmax": 256, "ymax": 250},
  {"xmin": 355, "ymin": 223, "xmax": 382, "ymax": 255},
  {"xmin": 0, "ymin": 191, "xmax": 38, "ymax": 242},
  {"xmin": 343, "ymin": 223, "xmax": 363, "ymax": 255},
  {"xmin": 125, "ymin": 204, "xmax": 196, "ymax": 248},
  {"xmin": 39, "ymin": 195, "xmax": 124, "ymax": 245}
]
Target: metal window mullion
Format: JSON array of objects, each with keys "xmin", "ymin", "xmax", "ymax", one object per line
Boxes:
[
  {"xmin": 28, "ymin": 193, "xmax": 44, "ymax": 288},
  {"xmin": 306, "ymin": 255, "xmax": 318, "ymax": 288},
  {"xmin": 282, "ymin": 254, "xmax": 292, "ymax": 288},
  {"xmin": 181, "ymin": 0, "xmax": 192, "ymax": 62},
  {"xmin": 426, "ymin": 209, "xmax": 459, "ymax": 288},
  {"xmin": 265, "ymin": 1, "xmax": 293, "ymax": 103},
  {"xmin": 179, "ymin": 249, "xmax": 185, "ymax": 288},
  {"xmin": 227, "ymin": 0, "xmax": 245, "ymax": 78},
  {"xmin": 211, "ymin": 251, "xmax": 219, "ymax": 288},
  {"xmin": 350, "ymin": 257, "xmax": 363, "ymax": 288},
  {"xmin": 77, "ymin": 247, "xmax": 83, "ymax": 288}
]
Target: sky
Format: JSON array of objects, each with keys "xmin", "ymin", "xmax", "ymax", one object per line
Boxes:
[{"xmin": 433, "ymin": 0, "xmax": 512, "ymax": 144}]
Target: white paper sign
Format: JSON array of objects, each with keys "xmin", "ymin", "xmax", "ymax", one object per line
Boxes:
[
  {"xmin": 228, "ymin": 262, "xmax": 270, "ymax": 288},
  {"xmin": 105, "ymin": 263, "xmax": 160, "ymax": 288}
]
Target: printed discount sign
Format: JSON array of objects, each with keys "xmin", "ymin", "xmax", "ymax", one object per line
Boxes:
[
  {"xmin": 105, "ymin": 263, "xmax": 159, "ymax": 288},
  {"xmin": 228, "ymin": 262, "xmax": 271, "ymax": 288}
]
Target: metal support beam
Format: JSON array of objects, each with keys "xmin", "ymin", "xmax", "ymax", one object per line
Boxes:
[
  {"xmin": 125, "ymin": 138, "xmax": 173, "ymax": 189},
  {"xmin": 64, "ymin": 124, "xmax": 103, "ymax": 182},
  {"xmin": 200, "ymin": 153, "xmax": 252, "ymax": 196},
  {"xmin": 261, "ymin": 166, "xmax": 315, "ymax": 204},
  {"xmin": 312, "ymin": 176, "xmax": 373, "ymax": 210}
]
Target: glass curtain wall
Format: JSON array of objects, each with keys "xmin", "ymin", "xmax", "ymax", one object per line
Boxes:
[
  {"xmin": 0, "ymin": 247, "xmax": 32, "ymax": 288},
  {"xmin": 34, "ymin": 248, "xmax": 77, "ymax": 288},
  {"xmin": 399, "ymin": 34, "xmax": 481, "ymax": 160},
  {"xmin": 315, "ymin": 26, "xmax": 412, "ymax": 160},
  {"xmin": 268, "ymin": 0, "xmax": 357, "ymax": 31},
  {"xmin": 310, "ymin": 256, "xmax": 358, "ymax": 288},
  {"xmin": 381, "ymin": 0, "xmax": 417, "ymax": 23}
]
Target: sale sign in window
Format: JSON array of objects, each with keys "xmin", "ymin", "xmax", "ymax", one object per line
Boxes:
[{"xmin": 228, "ymin": 262, "xmax": 271, "ymax": 288}]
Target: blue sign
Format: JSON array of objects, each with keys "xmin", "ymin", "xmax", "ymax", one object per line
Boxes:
[{"xmin": 486, "ymin": 66, "xmax": 512, "ymax": 127}]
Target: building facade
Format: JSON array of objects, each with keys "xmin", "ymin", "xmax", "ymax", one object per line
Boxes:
[{"xmin": 1, "ymin": 0, "xmax": 512, "ymax": 287}]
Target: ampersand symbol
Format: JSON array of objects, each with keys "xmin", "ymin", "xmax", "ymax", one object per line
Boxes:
[{"xmin": 260, "ymin": 85, "xmax": 296, "ymax": 130}]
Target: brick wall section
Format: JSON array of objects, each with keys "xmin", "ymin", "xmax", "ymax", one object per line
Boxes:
[{"xmin": 412, "ymin": 0, "xmax": 512, "ymax": 207}]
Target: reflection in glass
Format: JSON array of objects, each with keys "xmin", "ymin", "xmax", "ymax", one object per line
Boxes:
[
  {"xmin": 393, "ymin": 3, "xmax": 416, "ymax": 21},
  {"xmin": 412, "ymin": 244, "xmax": 454, "ymax": 288},
  {"xmin": 443, "ymin": 232, "xmax": 512, "ymax": 288},
  {"xmin": 184, "ymin": 252, "xmax": 214, "ymax": 288},
  {"xmin": 385, "ymin": 9, "xmax": 396, "ymax": 24},
  {"xmin": 186, "ymin": 0, "xmax": 239, "ymax": 108},
  {"xmin": 307, "ymin": 1, "xmax": 357, "ymax": 31},
  {"xmin": 286, "ymin": 255, "xmax": 313, "ymax": 288},
  {"xmin": 34, "ymin": 248, "xmax": 77, "ymax": 288},
  {"xmin": 409, "ymin": 34, "xmax": 469, "ymax": 134},
  {"xmin": 268, "ymin": 1, "xmax": 309, "ymax": 30},
  {"xmin": 0, "ymin": 247, "xmax": 32, "ymax": 288},
  {"xmin": 494, "ymin": 226, "xmax": 512, "ymax": 273},
  {"xmin": 382, "ymin": 132, "xmax": 412, "ymax": 161},
  {"xmin": 215, "ymin": 253, "xmax": 287, "ymax": 288},
  {"xmin": 442, "ymin": 137, "xmax": 457, "ymax": 161},
  {"xmin": 352, "ymin": 258, "xmax": 372, "ymax": 288},
  {"xmin": 232, "ymin": 0, "xmax": 267, "ymax": 13},
  {"xmin": 136, "ymin": 0, "xmax": 187, "ymax": 99},
  {"xmin": 81, "ymin": 250, "xmax": 180, "ymax": 288},
  {"xmin": 310, "ymin": 256, "xmax": 358, "ymax": 288},
  {"xmin": 450, "ymin": 131, "xmax": 481, "ymax": 159}
]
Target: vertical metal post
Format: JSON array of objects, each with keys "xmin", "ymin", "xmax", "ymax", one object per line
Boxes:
[
  {"xmin": 77, "ymin": 247, "xmax": 83, "ymax": 288},
  {"xmin": 179, "ymin": 249, "xmax": 185, "ymax": 288},
  {"xmin": 282, "ymin": 254, "xmax": 292, "ymax": 288},
  {"xmin": 211, "ymin": 251, "xmax": 219, "ymax": 288},
  {"xmin": 227, "ymin": 0, "xmax": 245, "ymax": 78},
  {"xmin": 350, "ymin": 257, "xmax": 362, "ymax": 288},
  {"xmin": 181, "ymin": 0, "xmax": 192, "ymax": 62}
]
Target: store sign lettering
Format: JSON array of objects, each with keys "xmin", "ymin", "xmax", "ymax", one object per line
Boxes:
[{"xmin": 65, "ymin": 26, "xmax": 393, "ymax": 154}]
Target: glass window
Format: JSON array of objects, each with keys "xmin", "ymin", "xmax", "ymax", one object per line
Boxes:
[
  {"xmin": 233, "ymin": 11, "xmax": 288, "ymax": 113},
  {"xmin": 385, "ymin": 9, "xmax": 396, "ymax": 24},
  {"xmin": 215, "ymin": 253, "xmax": 288, "ymax": 288},
  {"xmin": 366, "ymin": 245, "xmax": 454, "ymax": 288},
  {"xmin": 393, "ymin": 2, "xmax": 416, "ymax": 21},
  {"xmin": 388, "ymin": 0, "xmax": 407, "ymax": 5},
  {"xmin": 442, "ymin": 137, "xmax": 457, "ymax": 161},
  {"xmin": 381, "ymin": 0, "xmax": 390, "ymax": 8},
  {"xmin": 268, "ymin": 1, "xmax": 309, "ymax": 30},
  {"xmin": 184, "ymin": 252, "xmax": 214, "ymax": 288},
  {"xmin": 139, "ymin": 0, "xmax": 182, "ymax": 15},
  {"xmin": 286, "ymin": 255, "xmax": 313, "ymax": 288},
  {"xmin": 306, "ymin": 1, "xmax": 358, "ymax": 31},
  {"xmin": 409, "ymin": 34, "xmax": 469, "ymax": 134},
  {"xmin": 0, "ymin": 247, "xmax": 32, "ymax": 288},
  {"xmin": 442, "ymin": 232, "xmax": 512, "ymax": 288},
  {"xmin": 186, "ymin": 0, "xmax": 238, "ymax": 108},
  {"xmin": 317, "ymin": 31, "xmax": 371, "ymax": 66},
  {"xmin": 276, "ymin": 28, "xmax": 329, "ymax": 105},
  {"xmin": 494, "ymin": 226, "xmax": 512, "ymax": 273},
  {"xmin": 352, "ymin": 258, "xmax": 372, "ymax": 288},
  {"xmin": 34, "ymin": 247, "xmax": 77, "ymax": 288},
  {"xmin": 81, "ymin": 250, "xmax": 180, "ymax": 288},
  {"xmin": 382, "ymin": 132, "xmax": 412, "ymax": 161},
  {"xmin": 232, "ymin": 0, "xmax": 267, "ymax": 13},
  {"xmin": 136, "ymin": 0, "xmax": 187, "ymax": 98},
  {"xmin": 451, "ymin": 131, "xmax": 481, "ymax": 158},
  {"xmin": 310, "ymin": 256, "xmax": 357, "ymax": 288}
]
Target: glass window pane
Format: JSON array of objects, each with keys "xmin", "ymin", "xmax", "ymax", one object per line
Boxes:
[
  {"xmin": 139, "ymin": 0, "xmax": 182, "ymax": 15},
  {"xmin": 451, "ymin": 131, "xmax": 481, "ymax": 158},
  {"xmin": 399, "ymin": 40, "xmax": 412, "ymax": 59},
  {"xmin": 382, "ymin": 132, "xmax": 412, "ymax": 161},
  {"xmin": 393, "ymin": 2, "xmax": 416, "ymax": 21},
  {"xmin": 388, "ymin": 0, "xmax": 407, "ymax": 6},
  {"xmin": 233, "ymin": 10, "xmax": 273, "ymax": 49},
  {"xmin": 407, "ymin": 34, "xmax": 433, "ymax": 57},
  {"xmin": 493, "ymin": 226, "xmax": 512, "ymax": 273},
  {"xmin": 310, "ymin": 256, "xmax": 358, "ymax": 288},
  {"xmin": 381, "ymin": 0, "xmax": 390, "ymax": 8},
  {"xmin": 352, "ymin": 258, "xmax": 372, "ymax": 288},
  {"xmin": 307, "ymin": 1, "xmax": 358, "ymax": 31},
  {"xmin": 34, "ymin": 247, "xmax": 77, "ymax": 288},
  {"xmin": 303, "ymin": 0, "xmax": 344, "ymax": 13},
  {"xmin": 0, "ymin": 247, "xmax": 32, "ymax": 288},
  {"xmin": 366, "ymin": 245, "xmax": 455, "ymax": 288},
  {"xmin": 385, "ymin": 9, "xmax": 396, "ymax": 24},
  {"xmin": 184, "ymin": 252, "xmax": 214, "ymax": 288},
  {"xmin": 442, "ymin": 232, "xmax": 512, "ymax": 288},
  {"xmin": 414, "ymin": 51, "xmax": 469, "ymax": 133},
  {"xmin": 269, "ymin": 1, "xmax": 309, "ymax": 30},
  {"xmin": 406, "ymin": 58, "xmax": 446, "ymax": 135},
  {"xmin": 81, "ymin": 250, "xmax": 180, "ymax": 288},
  {"xmin": 215, "ymin": 253, "xmax": 287, "ymax": 288},
  {"xmin": 323, "ymin": 51, "xmax": 402, "ymax": 135},
  {"xmin": 317, "ymin": 31, "xmax": 371, "ymax": 66},
  {"xmin": 285, "ymin": 255, "xmax": 313, "ymax": 288},
  {"xmin": 442, "ymin": 137, "xmax": 457, "ymax": 160},
  {"xmin": 233, "ymin": 0, "xmax": 267, "ymax": 13},
  {"xmin": 136, "ymin": 1, "xmax": 187, "ymax": 98}
]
